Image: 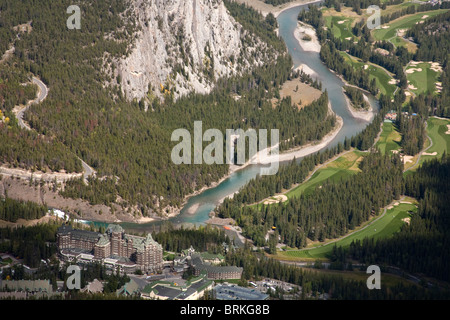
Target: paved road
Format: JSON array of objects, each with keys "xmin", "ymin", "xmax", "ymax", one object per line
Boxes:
[
  {"xmin": 17, "ymin": 77, "xmax": 48, "ymax": 130},
  {"xmin": 9, "ymin": 76, "xmax": 97, "ymax": 182}
]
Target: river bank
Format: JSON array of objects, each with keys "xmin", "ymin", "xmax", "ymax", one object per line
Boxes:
[
  {"xmin": 234, "ymin": 0, "xmax": 322, "ymax": 18},
  {"xmin": 343, "ymin": 89, "xmax": 375, "ymax": 122},
  {"xmin": 294, "ymin": 21, "xmax": 321, "ymax": 53}
]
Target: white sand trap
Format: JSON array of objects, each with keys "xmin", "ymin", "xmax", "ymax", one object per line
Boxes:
[
  {"xmin": 408, "ymin": 84, "xmax": 418, "ymax": 90},
  {"xmin": 403, "ymin": 155, "xmax": 414, "ymax": 164},
  {"xmin": 394, "ymin": 202, "xmax": 400, "ymax": 206},
  {"xmin": 387, "ymin": 205, "xmax": 394, "ymax": 210},
  {"xmin": 364, "ymin": 65, "xmax": 369, "ymax": 70},
  {"xmin": 388, "ymin": 79, "xmax": 398, "ymax": 84},
  {"xmin": 446, "ymin": 124, "xmax": 450, "ymax": 135},
  {"xmin": 337, "ymin": 20, "xmax": 347, "ymax": 24},
  {"xmin": 382, "ymin": 25, "xmax": 390, "ymax": 29},
  {"xmin": 422, "ymin": 15, "xmax": 429, "ymax": 19},
  {"xmin": 406, "ymin": 68, "xmax": 422, "ymax": 74},
  {"xmin": 264, "ymin": 194, "xmax": 288, "ymax": 205},
  {"xmin": 405, "ymin": 91, "xmax": 411, "ymax": 96},
  {"xmin": 391, "ymin": 150, "xmax": 399, "ymax": 154},
  {"xmin": 274, "ymin": 195, "xmax": 288, "ymax": 202},
  {"xmin": 419, "ymin": 20, "xmax": 424, "ymax": 24},
  {"xmin": 345, "ymin": 37, "xmax": 352, "ymax": 40},
  {"xmin": 422, "ymin": 152, "xmax": 437, "ymax": 156},
  {"xmin": 402, "ymin": 217, "xmax": 411, "ymax": 225}
]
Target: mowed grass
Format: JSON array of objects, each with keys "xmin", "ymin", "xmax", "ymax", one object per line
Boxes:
[
  {"xmin": 406, "ymin": 62, "xmax": 440, "ymax": 95},
  {"xmin": 306, "ymin": 268, "xmax": 420, "ymax": 288},
  {"xmin": 390, "ymin": 36, "xmax": 417, "ymax": 53},
  {"xmin": 375, "ymin": 121, "xmax": 402, "ymax": 155},
  {"xmin": 324, "ymin": 15, "xmax": 354, "ymax": 41},
  {"xmin": 279, "ymin": 202, "xmax": 416, "ymax": 260},
  {"xmin": 417, "ymin": 117, "xmax": 450, "ymax": 165},
  {"xmin": 286, "ymin": 150, "xmax": 363, "ymax": 199},
  {"xmin": 373, "ymin": 10, "xmax": 448, "ymax": 41},
  {"xmin": 340, "ymin": 52, "xmax": 397, "ymax": 97}
]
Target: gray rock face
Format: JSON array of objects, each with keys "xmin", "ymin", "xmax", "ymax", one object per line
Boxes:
[{"xmin": 112, "ymin": 0, "xmax": 273, "ymax": 103}]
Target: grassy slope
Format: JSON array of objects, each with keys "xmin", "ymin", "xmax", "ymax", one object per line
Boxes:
[
  {"xmin": 417, "ymin": 117, "xmax": 450, "ymax": 165},
  {"xmin": 406, "ymin": 62, "xmax": 440, "ymax": 96},
  {"xmin": 286, "ymin": 150, "xmax": 363, "ymax": 199},
  {"xmin": 375, "ymin": 121, "xmax": 402, "ymax": 155},
  {"xmin": 279, "ymin": 202, "xmax": 416, "ymax": 260},
  {"xmin": 373, "ymin": 9, "xmax": 448, "ymax": 41},
  {"xmin": 340, "ymin": 52, "xmax": 397, "ymax": 97}
]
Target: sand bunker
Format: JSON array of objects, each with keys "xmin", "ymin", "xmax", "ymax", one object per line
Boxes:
[
  {"xmin": 345, "ymin": 37, "xmax": 352, "ymax": 40},
  {"xmin": 403, "ymin": 155, "xmax": 414, "ymax": 164},
  {"xmin": 430, "ymin": 62, "xmax": 442, "ymax": 72},
  {"xmin": 446, "ymin": 124, "xmax": 450, "ymax": 135},
  {"xmin": 422, "ymin": 15, "xmax": 429, "ymax": 19},
  {"xmin": 388, "ymin": 79, "xmax": 399, "ymax": 85},
  {"xmin": 408, "ymin": 84, "xmax": 418, "ymax": 90},
  {"xmin": 337, "ymin": 20, "xmax": 348, "ymax": 24},
  {"xmin": 402, "ymin": 217, "xmax": 411, "ymax": 225},
  {"xmin": 422, "ymin": 152, "xmax": 437, "ymax": 156},
  {"xmin": 387, "ymin": 205, "xmax": 394, "ymax": 210},
  {"xmin": 405, "ymin": 91, "xmax": 411, "ymax": 96},
  {"xmin": 263, "ymin": 195, "xmax": 288, "ymax": 205},
  {"xmin": 382, "ymin": 25, "xmax": 390, "ymax": 29},
  {"xmin": 364, "ymin": 65, "xmax": 369, "ymax": 70},
  {"xmin": 406, "ymin": 68, "xmax": 422, "ymax": 74}
]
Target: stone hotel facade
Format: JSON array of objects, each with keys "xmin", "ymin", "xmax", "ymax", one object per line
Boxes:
[{"xmin": 57, "ymin": 224, "xmax": 163, "ymax": 273}]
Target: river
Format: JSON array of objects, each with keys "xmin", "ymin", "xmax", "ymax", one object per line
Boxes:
[{"xmin": 88, "ymin": 2, "xmax": 380, "ymax": 234}]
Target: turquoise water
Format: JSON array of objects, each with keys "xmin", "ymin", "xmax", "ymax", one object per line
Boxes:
[{"xmin": 87, "ymin": 3, "xmax": 379, "ymax": 233}]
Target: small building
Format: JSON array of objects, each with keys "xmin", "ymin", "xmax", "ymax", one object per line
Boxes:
[
  {"xmin": 190, "ymin": 254, "xmax": 242, "ymax": 280},
  {"xmin": 81, "ymin": 279, "xmax": 103, "ymax": 294},
  {"xmin": 116, "ymin": 279, "xmax": 140, "ymax": 297},
  {"xmin": 141, "ymin": 273, "xmax": 213, "ymax": 300},
  {"xmin": 213, "ymin": 284, "xmax": 269, "ymax": 300}
]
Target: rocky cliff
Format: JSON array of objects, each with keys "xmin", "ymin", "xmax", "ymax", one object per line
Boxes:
[{"xmin": 110, "ymin": 0, "xmax": 276, "ymax": 103}]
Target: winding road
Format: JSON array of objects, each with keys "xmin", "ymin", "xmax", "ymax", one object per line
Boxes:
[
  {"xmin": 16, "ymin": 77, "xmax": 48, "ymax": 130},
  {"xmin": 8, "ymin": 76, "xmax": 96, "ymax": 182}
]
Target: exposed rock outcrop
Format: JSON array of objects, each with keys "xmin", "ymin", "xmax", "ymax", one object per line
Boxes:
[{"xmin": 110, "ymin": 0, "xmax": 275, "ymax": 103}]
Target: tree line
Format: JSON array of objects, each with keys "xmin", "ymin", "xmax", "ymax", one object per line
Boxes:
[
  {"xmin": 348, "ymin": 154, "xmax": 450, "ymax": 282},
  {"xmin": 0, "ymin": 196, "xmax": 47, "ymax": 222}
]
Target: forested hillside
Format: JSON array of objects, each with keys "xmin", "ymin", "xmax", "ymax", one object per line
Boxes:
[
  {"xmin": 218, "ymin": 150, "xmax": 404, "ymax": 247},
  {"xmin": 349, "ymin": 154, "xmax": 450, "ymax": 282},
  {"xmin": 0, "ymin": 0, "xmax": 337, "ymax": 216},
  {"xmin": 0, "ymin": 197, "xmax": 47, "ymax": 222}
]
